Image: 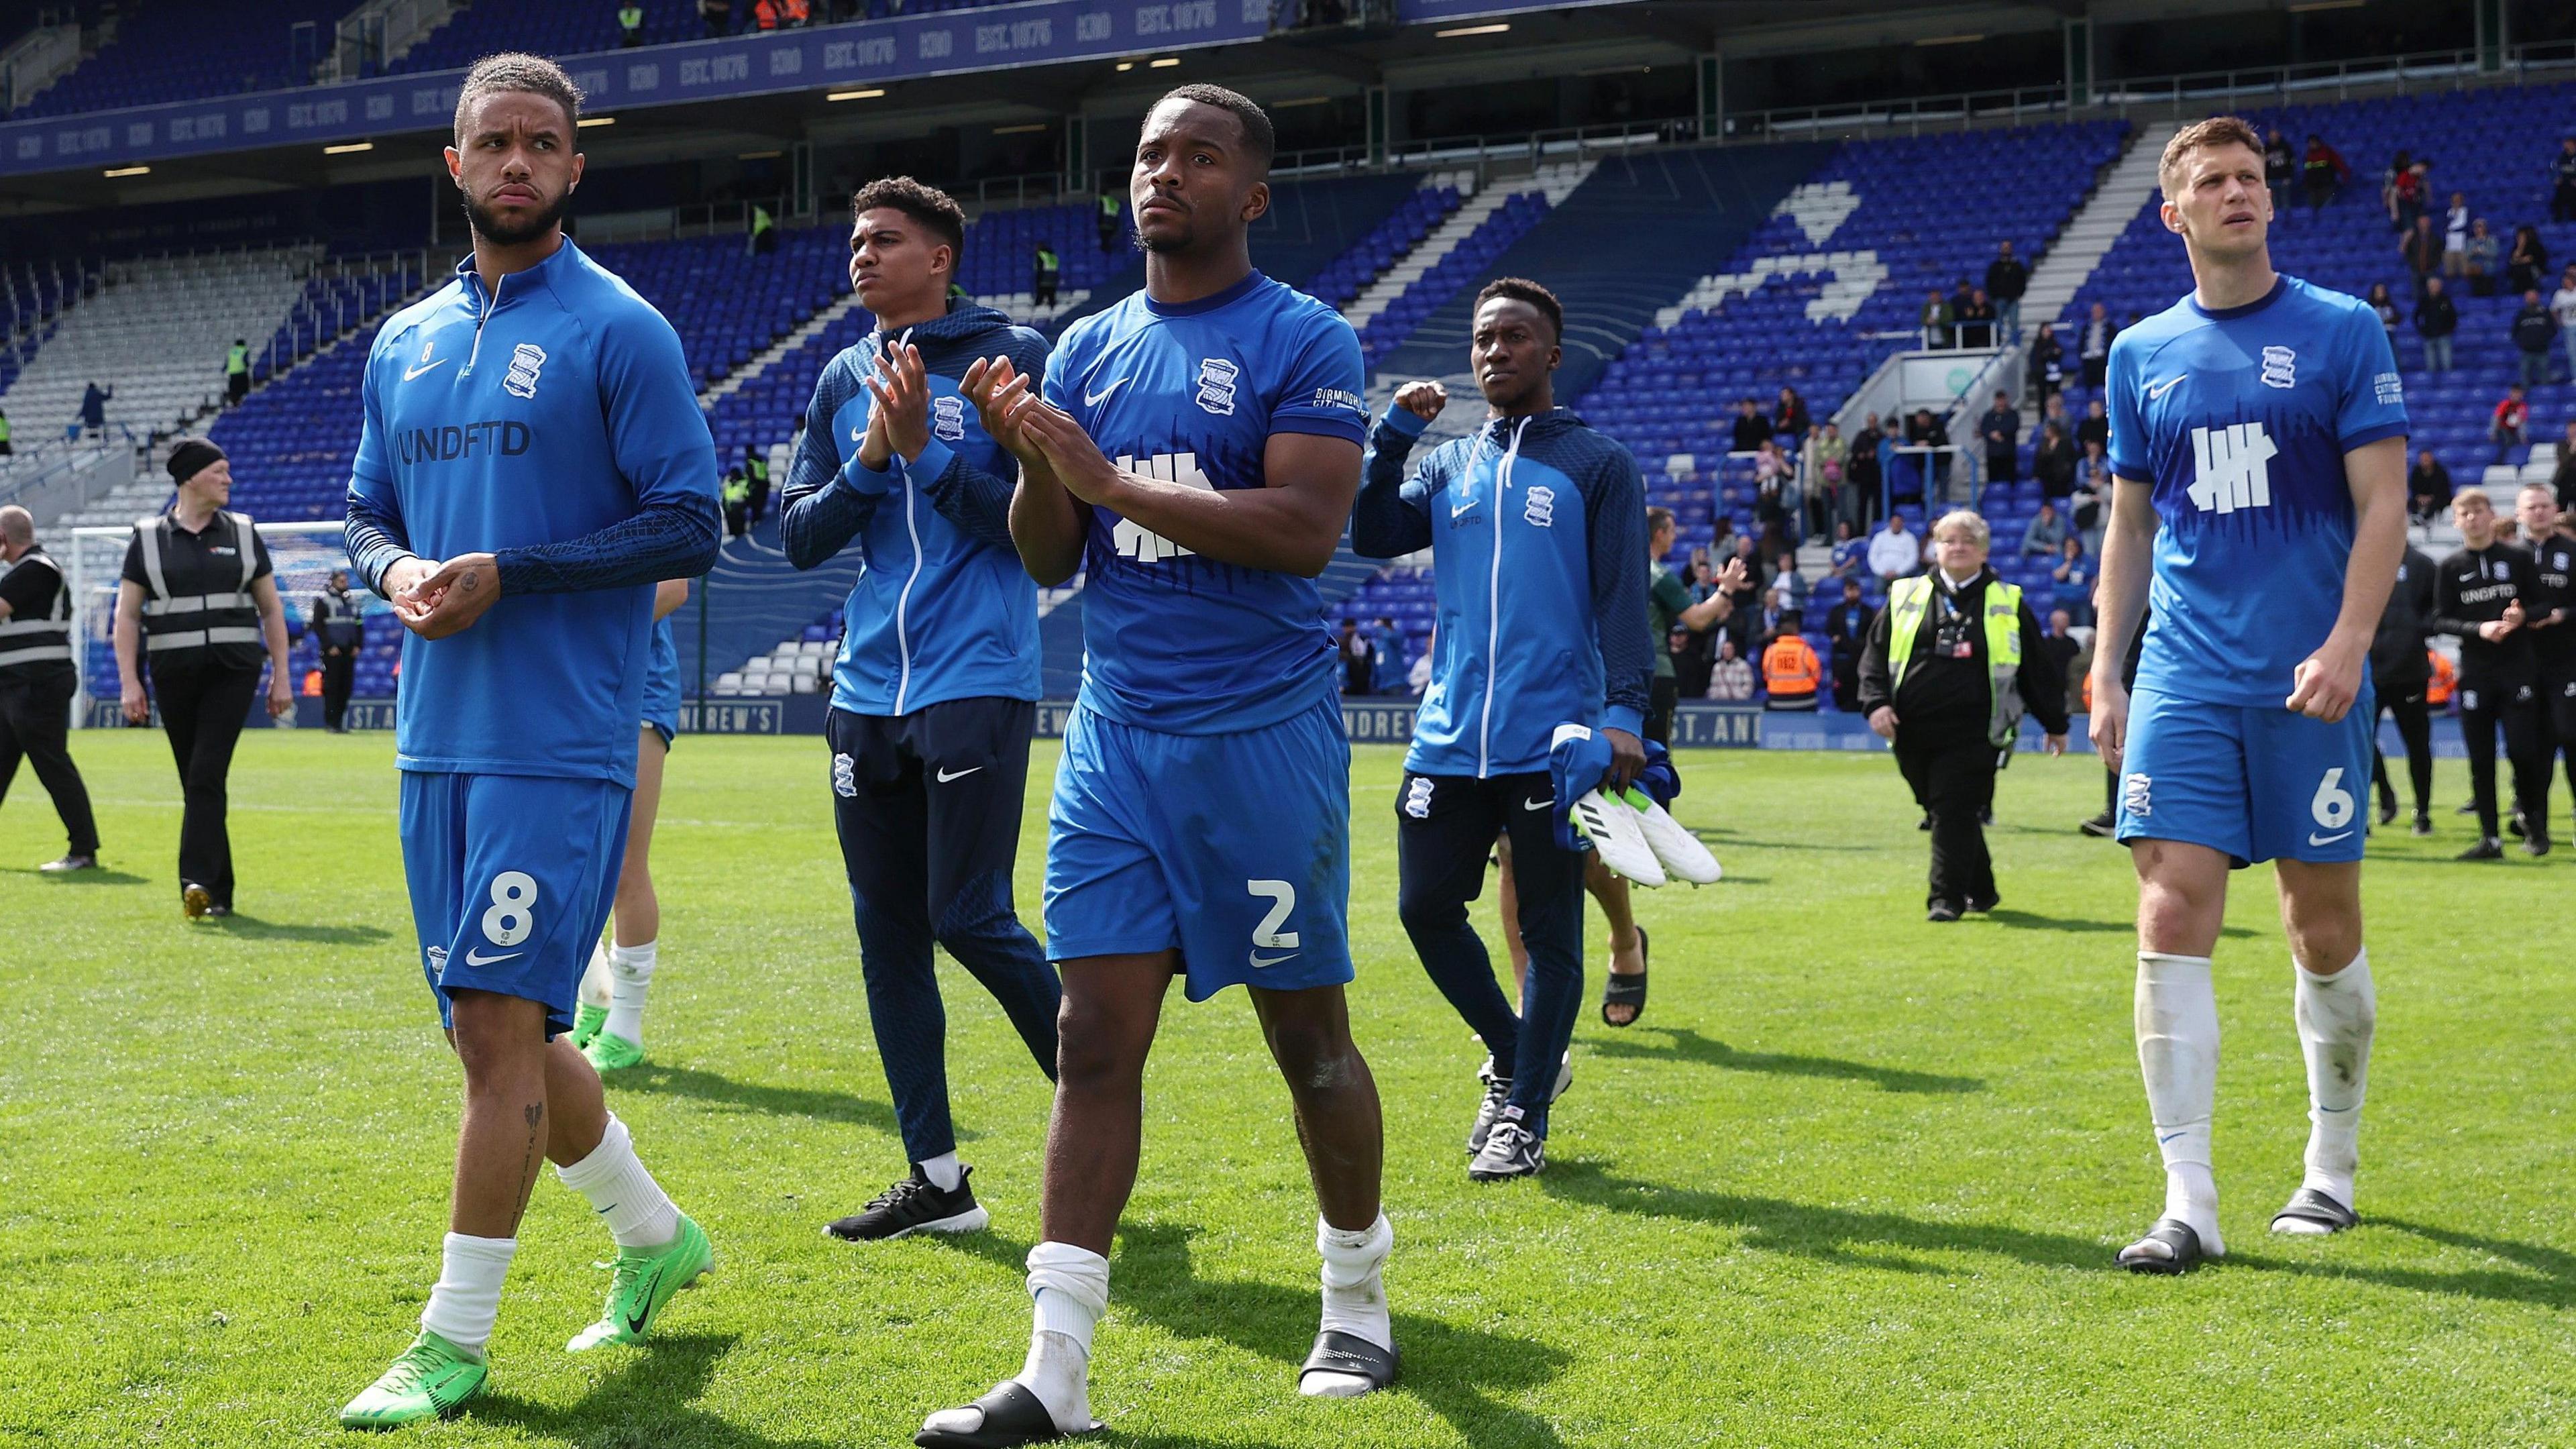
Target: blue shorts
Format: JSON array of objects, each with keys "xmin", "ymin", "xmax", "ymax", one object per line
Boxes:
[
  {"xmin": 643, "ymin": 619, "xmax": 680, "ymax": 748},
  {"xmin": 2114, "ymin": 684, "xmax": 2375, "ymax": 867},
  {"xmin": 398, "ymin": 771, "xmax": 633, "ymax": 1036},
  {"xmin": 1043, "ymin": 697, "xmax": 1353, "ymax": 1000}
]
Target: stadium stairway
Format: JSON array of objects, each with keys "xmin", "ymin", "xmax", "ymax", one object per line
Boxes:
[{"xmin": 2017, "ymin": 121, "xmax": 2182, "ymax": 335}]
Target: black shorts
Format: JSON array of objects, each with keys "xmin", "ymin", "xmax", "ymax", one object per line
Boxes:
[{"xmin": 1644, "ymin": 676, "xmax": 1679, "ymax": 746}]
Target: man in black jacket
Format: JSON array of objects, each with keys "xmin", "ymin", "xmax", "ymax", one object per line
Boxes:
[
  {"xmin": 1858, "ymin": 510, "xmax": 2068, "ymax": 920},
  {"xmin": 2513, "ymin": 288, "xmax": 2558, "ymax": 388},
  {"xmin": 1984, "ymin": 241, "xmax": 2029, "ymax": 343},
  {"xmin": 1978, "ymin": 390, "xmax": 2020, "ymax": 486},
  {"xmin": 2407, "ymin": 449, "xmax": 2452, "ymax": 525},
  {"xmin": 0, "ymin": 504, "xmax": 99, "ymax": 870},
  {"xmin": 2433, "ymin": 488, "xmax": 2548, "ymax": 858},
  {"xmin": 1729, "ymin": 396, "xmax": 1772, "ymax": 453},
  {"xmin": 2412, "ymin": 275, "xmax": 2457, "ymax": 374},
  {"xmin": 2368, "ymin": 543, "xmax": 2440, "ymax": 833},
  {"xmin": 1823, "ymin": 576, "xmax": 1875, "ymax": 711},
  {"xmin": 2518, "ymin": 484, "xmax": 2575, "ymax": 816}
]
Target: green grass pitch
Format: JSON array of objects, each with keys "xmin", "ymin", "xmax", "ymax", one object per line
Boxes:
[{"xmin": 4, "ymin": 731, "xmax": 2573, "ymax": 1447}]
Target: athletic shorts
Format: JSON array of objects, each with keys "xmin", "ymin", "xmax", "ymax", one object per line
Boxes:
[
  {"xmin": 642, "ymin": 622, "xmax": 680, "ymax": 749},
  {"xmin": 398, "ymin": 771, "xmax": 632, "ymax": 1035},
  {"xmin": 2114, "ymin": 684, "xmax": 2374, "ymax": 867},
  {"xmin": 1043, "ymin": 696, "xmax": 1353, "ymax": 1000}
]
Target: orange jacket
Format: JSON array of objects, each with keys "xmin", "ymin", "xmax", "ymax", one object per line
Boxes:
[
  {"xmin": 2426, "ymin": 649, "xmax": 2455, "ymax": 706},
  {"xmin": 1762, "ymin": 635, "xmax": 1821, "ymax": 698}
]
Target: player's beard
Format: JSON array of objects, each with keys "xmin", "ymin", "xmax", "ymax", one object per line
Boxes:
[{"xmin": 462, "ymin": 183, "xmax": 572, "ymax": 248}]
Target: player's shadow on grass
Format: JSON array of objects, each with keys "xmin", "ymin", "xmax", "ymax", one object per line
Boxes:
[
  {"xmin": 620, "ymin": 1060, "xmax": 927, "ymax": 1139},
  {"xmin": 203, "ymin": 913, "xmax": 391, "ymax": 945},
  {"xmin": 1982, "ymin": 909, "xmax": 2256, "ymax": 939},
  {"xmin": 931, "ymin": 1222, "xmax": 1572, "ymax": 1448},
  {"xmin": 1588, "ymin": 1026, "xmax": 1984, "ymax": 1095},
  {"xmin": 470, "ymin": 1330, "xmax": 838, "ymax": 1449},
  {"xmin": 2, "ymin": 865, "xmax": 150, "ymax": 884}
]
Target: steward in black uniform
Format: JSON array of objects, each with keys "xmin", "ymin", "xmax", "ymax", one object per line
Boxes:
[
  {"xmin": 113, "ymin": 439, "xmax": 292, "ymax": 915},
  {"xmin": 2521, "ymin": 500, "xmax": 2576, "ymax": 806},
  {"xmin": 2369, "ymin": 544, "xmax": 2440, "ymax": 833},
  {"xmin": 309, "ymin": 568, "xmax": 364, "ymax": 733},
  {"xmin": 0, "ymin": 505, "xmax": 99, "ymax": 869},
  {"xmin": 2432, "ymin": 495, "xmax": 2547, "ymax": 857}
]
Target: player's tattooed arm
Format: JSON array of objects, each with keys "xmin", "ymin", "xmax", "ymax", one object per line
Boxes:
[
  {"xmin": 2288, "ymin": 434, "xmax": 2408, "ymax": 722},
  {"xmin": 1008, "ymin": 396, "xmax": 1360, "ymax": 576}
]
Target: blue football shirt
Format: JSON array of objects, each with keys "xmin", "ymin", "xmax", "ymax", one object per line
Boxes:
[
  {"xmin": 349, "ymin": 244, "xmax": 720, "ymax": 786},
  {"xmin": 2106, "ymin": 274, "xmax": 2408, "ymax": 706},
  {"xmin": 1043, "ymin": 270, "xmax": 1367, "ymax": 733}
]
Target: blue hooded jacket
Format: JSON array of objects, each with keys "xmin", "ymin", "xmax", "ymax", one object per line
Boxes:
[
  {"xmin": 781, "ymin": 300, "xmax": 1049, "ymax": 716},
  {"xmin": 1352, "ymin": 402, "xmax": 1652, "ymax": 777}
]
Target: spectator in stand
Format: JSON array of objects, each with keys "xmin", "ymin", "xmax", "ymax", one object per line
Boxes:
[
  {"xmin": 1844, "ymin": 415, "xmax": 1882, "ymax": 529},
  {"xmin": 2075, "ymin": 394, "xmax": 2108, "ymax": 455},
  {"xmin": 2364, "ymin": 281, "xmax": 2401, "ymax": 347},
  {"xmin": 2029, "ymin": 322, "xmax": 2064, "ymax": 402},
  {"xmin": 2553, "ymin": 264, "xmax": 2576, "ymax": 383},
  {"xmin": 1901, "ymin": 408, "xmax": 1949, "ymax": 502},
  {"xmin": 2555, "ymin": 136, "xmax": 2576, "ymax": 223},
  {"xmin": 1956, "ymin": 288, "xmax": 1997, "ymax": 350},
  {"xmin": 1722, "ymin": 533, "xmax": 1766, "ymax": 649},
  {"xmin": 2079, "ymin": 301, "xmax": 2115, "ymax": 388},
  {"xmin": 2072, "ymin": 439, "xmax": 2112, "ymax": 547},
  {"xmin": 1825, "ymin": 577, "xmax": 1876, "ymax": 710},
  {"xmin": 1803, "ymin": 422, "xmax": 1845, "ymax": 533},
  {"xmin": 2035, "ymin": 389, "xmax": 2068, "ymax": 439},
  {"xmin": 1768, "ymin": 551, "xmax": 1807, "ymax": 617},
  {"xmin": 1032, "ymin": 243, "xmax": 1060, "ymax": 307},
  {"xmin": 785, "ymin": 0, "xmax": 810, "ymax": 23},
  {"xmin": 1705, "ymin": 636, "xmax": 1755, "ymax": 702},
  {"xmin": 619, "ymin": 4, "xmax": 645, "ymax": 45},
  {"xmin": 2049, "ymin": 534, "xmax": 2092, "ymax": 625},
  {"xmin": 1774, "ymin": 385, "xmax": 1810, "ymax": 441},
  {"xmin": 2038, "ymin": 608, "xmax": 2082, "ymax": 698},
  {"xmin": 2442, "ymin": 191, "xmax": 2471, "ymax": 277},
  {"xmin": 2507, "ymin": 224, "xmax": 2549, "ymax": 295},
  {"xmin": 1978, "ymin": 389, "xmax": 2019, "ymax": 487},
  {"xmin": 2400, "ymin": 215, "xmax": 2441, "ymax": 300},
  {"xmin": 752, "ymin": 0, "xmax": 780, "ymax": 30},
  {"xmin": 1920, "ymin": 290, "xmax": 1953, "ymax": 350},
  {"xmin": 1985, "ymin": 241, "xmax": 2029, "ymax": 342},
  {"xmin": 2021, "ymin": 500, "xmax": 2068, "ymax": 558},
  {"xmin": 1407, "ymin": 632, "xmax": 1432, "ymax": 696},
  {"xmin": 2263, "ymin": 128, "xmax": 2297, "ymax": 221},
  {"xmin": 2492, "ymin": 382, "xmax": 2530, "ymax": 463},
  {"xmin": 1868, "ymin": 511, "xmax": 1921, "ymax": 582},
  {"xmin": 1947, "ymin": 278, "xmax": 1977, "ymax": 335},
  {"xmin": 2302, "ymin": 133, "xmax": 2349, "ymax": 212},
  {"xmin": 2466, "ymin": 218, "xmax": 2500, "ymax": 297},
  {"xmin": 2032, "ymin": 419, "xmax": 2076, "ymax": 502},
  {"xmin": 78, "ymin": 381, "xmax": 110, "ymax": 439},
  {"xmin": 1753, "ymin": 439, "xmax": 1799, "ymax": 543},
  {"xmin": 2393, "ymin": 156, "xmax": 2429, "ymax": 236},
  {"xmin": 1829, "ymin": 520, "xmax": 1868, "ymax": 580},
  {"xmin": 2513, "ymin": 290, "xmax": 2557, "ymax": 388},
  {"xmin": 1729, "ymin": 396, "xmax": 1772, "ymax": 453},
  {"xmin": 1371, "ymin": 616, "xmax": 1405, "ymax": 689},
  {"xmin": 2546, "ymin": 419, "xmax": 2576, "ymax": 508},
  {"xmin": 1336, "ymin": 619, "xmax": 1375, "ymax": 695},
  {"xmin": 700, "ymin": 0, "xmax": 732, "ymax": 36},
  {"xmin": 2414, "ymin": 274, "xmax": 2457, "ymax": 374},
  {"xmin": 2408, "ymin": 448, "xmax": 2453, "ymax": 526},
  {"xmin": 1760, "ymin": 612, "xmax": 1820, "ymax": 712}
]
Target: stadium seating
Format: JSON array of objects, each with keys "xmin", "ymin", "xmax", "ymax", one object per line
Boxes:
[
  {"xmin": 1301, "ymin": 175, "xmax": 1468, "ymax": 312},
  {"xmin": 1345, "ymin": 164, "xmax": 1589, "ymax": 366},
  {"xmin": 13, "ymin": 0, "xmax": 350, "ymax": 119},
  {"xmin": 390, "ymin": 0, "xmax": 707, "ymax": 76}
]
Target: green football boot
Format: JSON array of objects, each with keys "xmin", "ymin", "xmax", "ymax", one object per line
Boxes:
[
  {"xmin": 338, "ymin": 1329, "xmax": 488, "ymax": 1429},
  {"xmin": 569, "ymin": 1002, "xmax": 608, "ymax": 1051},
  {"xmin": 566, "ymin": 1213, "xmax": 713, "ymax": 1352},
  {"xmin": 581, "ymin": 1029, "xmax": 643, "ymax": 1073}
]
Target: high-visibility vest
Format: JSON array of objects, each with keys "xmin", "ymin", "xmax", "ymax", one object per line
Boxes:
[
  {"xmin": 619, "ymin": 5, "xmax": 643, "ymax": 27},
  {"xmin": 745, "ymin": 453, "xmax": 770, "ymax": 486},
  {"xmin": 0, "ymin": 413, "xmax": 12, "ymax": 443},
  {"xmin": 0, "ymin": 548, "xmax": 72, "ymax": 670},
  {"xmin": 1099, "ymin": 194, "xmax": 1119, "ymax": 218},
  {"xmin": 722, "ymin": 476, "xmax": 751, "ymax": 506},
  {"xmin": 750, "ymin": 203, "xmax": 774, "ymax": 235},
  {"xmin": 225, "ymin": 343, "xmax": 248, "ymax": 377},
  {"xmin": 133, "ymin": 510, "xmax": 263, "ymax": 654},
  {"xmin": 313, "ymin": 584, "xmax": 364, "ymax": 649},
  {"xmin": 1762, "ymin": 636, "xmax": 1821, "ymax": 698},
  {"xmin": 2426, "ymin": 649, "xmax": 2455, "ymax": 705},
  {"xmin": 1886, "ymin": 572, "xmax": 2026, "ymax": 747},
  {"xmin": 1035, "ymin": 246, "xmax": 1059, "ymax": 274}
]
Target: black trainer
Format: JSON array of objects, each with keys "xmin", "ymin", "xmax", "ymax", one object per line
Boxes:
[
  {"xmin": 2457, "ymin": 837, "xmax": 2504, "ymax": 861},
  {"xmin": 2411, "ymin": 812, "xmax": 2433, "ymax": 837},
  {"xmin": 37, "ymin": 853, "xmax": 97, "ymax": 873},
  {"xmin": 1467, "ymin": 1120, "xmax": 1545, "ymax": 1181},
  {"xmin": 2079, "ymin": 810, "xmax": 2116, "ymax": 838},
  {"xmin": 1467, "ymin": 1053, "xmax": 1571, "ymax": 1156},
  {"xmin": 824, "ymin": 1165, "xmax": 991, "ymax": 1241},
  {"xmin": 2524, "ymin": 833, "xmax": 2552, "ymax": 857}
]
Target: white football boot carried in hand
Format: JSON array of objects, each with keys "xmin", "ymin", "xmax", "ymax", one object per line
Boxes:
[
  {"xmin": 1624, "ymin": 789, "xmax": 1721, "ymax": 884},
  {"xmin": 1570, "ymin": 788, "xmax": 1666, "ymax": 887}
]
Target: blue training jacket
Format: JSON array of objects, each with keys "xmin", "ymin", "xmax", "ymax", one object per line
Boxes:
[
  {"xmin": 1352, "ymin": 402, "xmax": 1652, "ymax": 777},
  {"xmin": 781, "ymin": 300, "xmax": 1049, "ymax": 716}
]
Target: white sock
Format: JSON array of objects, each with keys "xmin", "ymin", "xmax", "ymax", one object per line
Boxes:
[
  {"xmin": 1303, "ymin": 1214, "xmax": 1394, "ymax": 1398},
  {"xmin": 918, "ymin": 1152, "xmax": 963, "ymax": 1193},
  {"xmin": 578, "ymin": 940, "xmax": 612, "ymax": 1010},
  {"xmin": 2135, "ymin": 951, "xmax": 2223, "ymax": 1254},
  {"xmin": 553, "ymin": 1114, "xmax": 680, "ymax": 1250},
  {"xmin": 419, "ymin": 1232, "xmax": 516, "ymax": 1356},
  {"xmin": 2293, "ymin": 949, "xmax": 2375, "ymax": 1210},
  {"xmin": 602, "ymin": 939, "xmax": 655, "ymax": 1046},
  {"xmin": 991, "ymin": 1241, "xmax": 1106, "ymax": 1435}
]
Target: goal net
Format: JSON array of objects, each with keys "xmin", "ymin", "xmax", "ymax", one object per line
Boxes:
[{"xmin": 67, "ymin": 517, "xmax": 376, "ymax": 727}]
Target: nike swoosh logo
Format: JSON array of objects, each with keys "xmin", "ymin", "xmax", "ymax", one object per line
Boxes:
[
  {"xmin": 463, "ymin": 947, "xmax": 522, "ymax": 966},
  {"xmin": 1084, "ymin": 377, "xmax": 1130, "ymax": 408},
  {"xmin": 2145, "ymin": 374, "xmax": 2188, "ymax": 400},
  {"xmin": 1524, "ymin": 796, "xmax": 1552, "ymax": 812},
  {"xmin": 403, "ymin": 358, "xmax": 449, "ymax": 382},
  {"xmin": 2158, "ymin": 1130, "xmax": 2187, "ymax": 1144},
  {"xmin": 935, "ymin": 765, "xmax": 982, "ymax": 782},
  {"xmin": 2307, "ymin": 830, "xmax": 2354, "ymax": 846},
  {"xmin": 1248, "ymin": 950, "xmax": 1298, "ymax": 969},
  {"xmin": 623, "ymin": 1264, "xmax": 664, "ymax": 1336}
]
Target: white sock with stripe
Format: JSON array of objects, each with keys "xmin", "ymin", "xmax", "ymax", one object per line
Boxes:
[
  {"xmin": 2135, "ymin": 951, "xmax": 2222, "ymax": 1255},
  {"xmin": 2292, "ymin": 949, "xmax": 2374, "ymax": 1214},
  {"xmin": 554, "ymin": 1114, "xmax": 678, "ymax": 1250}
]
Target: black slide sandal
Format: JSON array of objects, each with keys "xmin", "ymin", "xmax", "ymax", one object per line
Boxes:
[
  {"xmin": 2270, "ymin": 1187, "xmax": 2359, "ymax": 1235},
  {"xmin": 2115, "ymin": 1218, "xmax": 2208, "ymax": 1275},
  {"xmin": 1299, "ymin": 1331, "xmax": 1401, "ymax": 1395},
  {"xmin": 1601, "ymin": 926, "xmax": 1648, "ymax": 1027},
  {"xmin": 915, "ymin": 1383, "xmax": 1100, "ymax": 1448}
]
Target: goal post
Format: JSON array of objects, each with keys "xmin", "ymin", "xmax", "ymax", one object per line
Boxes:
[{"xmin": 67, "ymin": 518, "xmax": 376, "ymax": 728}]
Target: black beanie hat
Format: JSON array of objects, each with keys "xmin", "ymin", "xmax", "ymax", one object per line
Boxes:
[{"xmin": 167, "ymin": 438, "xmax": 227, "ymax": 484}]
